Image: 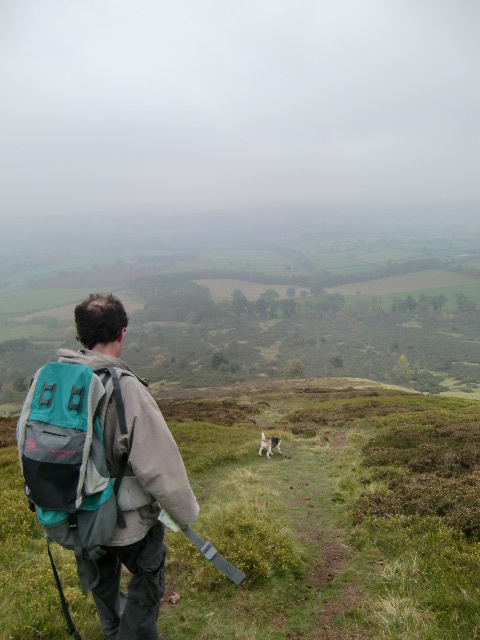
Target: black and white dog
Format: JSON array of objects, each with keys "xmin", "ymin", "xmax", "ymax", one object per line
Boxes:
[{"xmin": 259, "ymin": 432, "xmax": 282, "ymax": 459}]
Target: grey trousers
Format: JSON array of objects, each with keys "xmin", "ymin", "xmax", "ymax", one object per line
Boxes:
[{"xmin": 89, "ymin": 522, "xmax": 167, "ymax": 640}]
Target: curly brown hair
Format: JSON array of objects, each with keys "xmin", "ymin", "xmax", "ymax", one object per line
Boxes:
[{"xmin": 74, "ymin": 294, "xmax": 129, "ymax": 349}]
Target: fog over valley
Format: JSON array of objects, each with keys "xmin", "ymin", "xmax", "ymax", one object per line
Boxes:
[{"xmin": 1, "ymin": 1, "xmax": 480, "ymax": 408}]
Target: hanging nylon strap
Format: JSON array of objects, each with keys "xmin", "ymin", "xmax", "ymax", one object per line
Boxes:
[
  {"xmin": 181, "ymin": 526, "xmax": 245, "ymax": 585},
  {"xmin": 47, "ymin": 538, "xmax": 82, "ymax": 640}
]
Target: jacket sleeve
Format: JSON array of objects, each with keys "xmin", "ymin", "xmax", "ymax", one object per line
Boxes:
[{"xmin": 119, "ymin": 377, "xmax": 199, "ymax": 526}]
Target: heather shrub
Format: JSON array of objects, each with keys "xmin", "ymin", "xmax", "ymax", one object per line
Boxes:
[{"xmin": 354, "ymin": 473, "xmax": 480, "ymax": 536}]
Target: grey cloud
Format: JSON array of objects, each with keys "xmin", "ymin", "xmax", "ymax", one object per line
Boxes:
[{"xmin": 1, "ymin": 0, "xmax": 480, "ymax": 218}]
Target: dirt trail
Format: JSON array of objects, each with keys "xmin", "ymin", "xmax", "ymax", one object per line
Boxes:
[
  {"xmin": 152, "ymin": 379, "xmax": 374, "ymax": 638},
  {"xmin": 249, "ymin": 395, "xmax": 370, "ymax": 639},
  {"xmin": 284, "ymin": 447, "xmax": 367, "ymax": 640}
]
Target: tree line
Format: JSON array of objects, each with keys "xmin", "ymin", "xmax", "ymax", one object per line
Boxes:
[
  {"xmin": 129, "ymin": 272, "xmax": 480, "ymax": 325},
  {"xmin": 131, "ymin": 255, "xmax": 465, "ymax": 298}
]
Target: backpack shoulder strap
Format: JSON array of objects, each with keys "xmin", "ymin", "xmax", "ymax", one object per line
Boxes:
[
  {"xmin": 95, "ymin": 366, "xmax": 135, "ymax": 530},
  {"xmin": 106, "ymin": 368, "xmax": 130, "ymax": 501},
  {"xmin": 106, "ymin": 367, "xmax": 129, "ymax": 436}
]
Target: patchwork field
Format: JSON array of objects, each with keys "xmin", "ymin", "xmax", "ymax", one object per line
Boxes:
[
  {"xmin": 197, "ymin": 270, "xmax": 480, "ymax": 302},
  {"xmin": 324, "ymin": 269, "xmax": 478, "ymax": 296}
]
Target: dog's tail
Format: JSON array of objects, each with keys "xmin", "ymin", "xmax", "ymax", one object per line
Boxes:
[{"xmin": 261, "ymin": 432, "xmax": 266, "ymax": 442}]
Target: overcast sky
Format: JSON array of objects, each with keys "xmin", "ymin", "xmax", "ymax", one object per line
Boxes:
[{"xmin": 1, "ymin": 0, "xmax": 480, "ymax": 220}]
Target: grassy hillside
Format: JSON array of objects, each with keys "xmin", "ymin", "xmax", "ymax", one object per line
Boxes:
[{"xmin": 3, "ymin": 378, "xmax": 480, "ymax": 639}]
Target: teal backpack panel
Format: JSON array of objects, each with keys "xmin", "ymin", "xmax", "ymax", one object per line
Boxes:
[{"xmin": 28, "ymin": 362, "xmax": 94, "ymax": 431}]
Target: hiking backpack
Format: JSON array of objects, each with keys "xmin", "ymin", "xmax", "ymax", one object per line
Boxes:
[{"xmin": 17, "ymin": 362, "xmax": 130, "ymax": 589}]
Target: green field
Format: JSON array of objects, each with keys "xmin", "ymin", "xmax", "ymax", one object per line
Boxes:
[
  {"xmin": 323, "ymin": 269, "xmax": 480, "ymax": 308},
  {"xmin": 0, "ymin": 285, "xmax": 147, "ymax": 344},
  {"xmin": 341, "ymin": 282, "xmax": 480, "ymax": 312},
  {"xmin": 199, "ymin": 249, "xmax": 288, "ymax": 269},
  {"xmin": 0, "ymin": 288, "xmax": 93, "ymax": 317}
]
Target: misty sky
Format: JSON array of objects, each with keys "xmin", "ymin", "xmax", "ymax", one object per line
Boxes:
[{"xmin": 1, "ymin": 0, "xmax": 480, "ymax": 220}]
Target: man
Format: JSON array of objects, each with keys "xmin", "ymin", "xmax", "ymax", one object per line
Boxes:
[{"xmin": 57, "ymin": 293, "xmax": 199, "ymax": 640}]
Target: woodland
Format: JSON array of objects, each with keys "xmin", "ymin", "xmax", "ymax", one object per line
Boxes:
[{"xmin": 1, "ymin": 205, "xmax": 480, "ymax": 408}]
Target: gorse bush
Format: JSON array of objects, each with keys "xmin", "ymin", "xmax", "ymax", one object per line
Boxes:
[{"xmin": 167, "ymin": 504, "xmax": 303, "ymax": 589}]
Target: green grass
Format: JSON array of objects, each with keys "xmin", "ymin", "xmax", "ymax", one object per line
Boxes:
[
  {"xmin": 307, "ymin": 248, "xmax": 425, "ymax": 273},
  {"xmin": 354, "ymin": 517, "xmax": 480, "ymax": 640},
  {"xmin": 0, "ymin": 288, "xmax": 93, "ymax": 318},
  {"xmin": 0, "ymin": 320, "xmax": 55, "ymax": 343},
  {"xmin": 4, "ymin": 386, "xmax": 480, "ymax": 639}
]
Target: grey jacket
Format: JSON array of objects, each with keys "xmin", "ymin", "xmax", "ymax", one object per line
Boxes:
[{"xmin": 57, "ymin": 348, "xmax": 199, "ymax": 546}]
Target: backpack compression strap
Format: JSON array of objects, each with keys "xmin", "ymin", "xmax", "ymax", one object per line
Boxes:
[{"xmin": 181, "ymin": 526, "xmax": 246, "ymax": 586}]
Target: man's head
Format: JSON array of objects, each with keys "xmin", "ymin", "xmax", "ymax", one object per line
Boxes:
[{"xmin": 75, "ymin": 294, "xmax": 129, "ymax": 351}]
